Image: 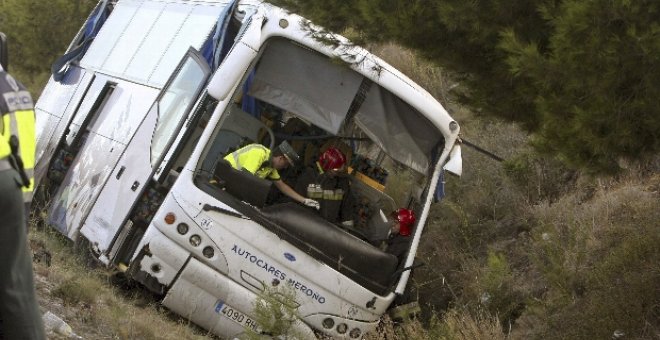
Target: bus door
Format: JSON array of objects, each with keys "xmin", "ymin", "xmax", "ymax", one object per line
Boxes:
[
  {"xmin": 48, "ymin": 74, "xmax": 159, "ymax": 239},
  {"xmin": 34, "ymin": 67, "xmax": 95, "ymax": 188},
  {"xmin": 79, "ymin": 49, "xmax": 211, "ymax": 263}
]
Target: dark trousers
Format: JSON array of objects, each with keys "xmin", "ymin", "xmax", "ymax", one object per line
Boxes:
[{"xmin": 0, "ymin": 169, "xmax": 45, "ymax": 339}]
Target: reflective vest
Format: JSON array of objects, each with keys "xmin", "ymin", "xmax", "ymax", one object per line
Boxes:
[
  {"xmin": 223, "ymin": 144, "xmax": 280, "ymax": 180},
  {"xmin": 0, "ymin": 70, "xmax": 36, "ymax": 202},
  {"xmin": 294, "ymin": 163, "xmax": 354, "ymax": 223}
]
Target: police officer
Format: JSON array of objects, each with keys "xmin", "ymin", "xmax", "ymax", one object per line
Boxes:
[
  {"xmin": 224, "ymin": 141, "xmax": 320, "ymax": 209},
  {"xmin": 0, "ymin": 61, "xmax": 46, "ymax": 338}
]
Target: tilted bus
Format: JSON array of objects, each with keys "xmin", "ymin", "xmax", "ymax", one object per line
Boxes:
[{"xmin": 34, "ymin": 0, "xmax": 462, "ymax": 338}]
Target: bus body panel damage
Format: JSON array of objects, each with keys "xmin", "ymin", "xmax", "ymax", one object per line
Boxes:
[{"xmin": 34, "ymin": 1, "xmax": 462, "ymax": 338}]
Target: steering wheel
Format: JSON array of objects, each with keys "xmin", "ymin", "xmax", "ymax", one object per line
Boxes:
[{"xmin": 255, "ymin": 119, "xmax": 275, "ymax": 150}]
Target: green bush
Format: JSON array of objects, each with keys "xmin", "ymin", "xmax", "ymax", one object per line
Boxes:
[
  {"xmin": 243, "ymin": 286, "xmax": 302, "ymax": 339},
  {"xmin": 519, "ymin": 180, "xmax": 660, "ymax": 339},
  {"xmin": 503, "ymin": 152, "xmax": 578, "ymax": 204}
]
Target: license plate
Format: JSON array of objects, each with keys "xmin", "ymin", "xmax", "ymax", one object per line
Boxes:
[{"xmin": 214, "ymin": 300, "xmax": 261, "ymax": 333}]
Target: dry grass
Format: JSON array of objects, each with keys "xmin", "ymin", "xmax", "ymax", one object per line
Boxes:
[
  {"xmin": 29, "ymin": 226, "xmax": 212, "ymax": 339},
  {"xmin": 363, "ymin": 309, "xmax": 504, "ymax": 340},
  {"xmin": 372, "ymin": 40, "xmax": 659, "ymax": 339},
  {"xmin": 26, "ymin": 40, "xmax": 660, "ymax": 340},
  {"xmin": 438, "ymin": 308, "xmax": 505, "ymax": 340},
  {"xmin": 517, "ymin": 174, "xmax": 660, "ymax": 339}
]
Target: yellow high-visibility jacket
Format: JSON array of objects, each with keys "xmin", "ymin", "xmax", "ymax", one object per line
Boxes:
[
  {"xmin": 0, "ymin": 69, "xmax": 36, "ymax": 203},
  {"xmin": 223, "ymin": 144, "xmax": 280, "ymax": 180}
]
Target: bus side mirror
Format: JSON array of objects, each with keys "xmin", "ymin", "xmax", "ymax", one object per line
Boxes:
[
  {"xmin": 0, "ymin": 32, "xmax": 8, "ymax": 71},
  {"xmin": 443, "ymin": 145, "xmax": 462, "ymax": 177},
  {"xmin": 207, "ymin": 42, "xmax": 258, "ymax": 101},
  {"xmin": 207, "ymin": 10, "xmax": 263, "ymax": 101}
]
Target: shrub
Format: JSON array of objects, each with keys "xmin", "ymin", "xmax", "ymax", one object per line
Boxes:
[
  {"xmin": 519, "ymin": 179, "xmax": 660, "ymax": 339},
  {"xmin": 243, "ymin": 286, "xmax": 302, "ymax": 339}
]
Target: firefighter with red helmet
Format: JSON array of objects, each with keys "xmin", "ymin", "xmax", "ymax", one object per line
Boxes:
[
  {"xmin": 293, "ymin": 147, "xmax": 355, "ymax": 225},
  {"xmin": 391, "ymin": 208, "xmax": 416, "ymax": 236},
  {"xmin": 317, "ymin": 147, "xmax": 345, "ymax": 174},
  {"xmin": 383, "ymin": 208, "xmax": 417, "ymax": 258},
  {"xmin": 361, "ymin": 206, "xmax": 417, "ymax": 255}
]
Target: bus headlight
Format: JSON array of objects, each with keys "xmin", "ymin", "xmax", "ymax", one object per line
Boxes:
[
  {"xmin": 189, "ymin": 234, "xmax": 202, "ymax": 247},
  {"xmin": 336, "ymin": 323, "xmax": 348, "ymax": 334},
  {"xmin": 177, "ymin": 223, "xmax": 189, "ymax": 235},
  {"xmin": 322, "ymin": 318, "xmax": 334, "ymax": 329},
  {"xmin": 202, "ymin": 246, "xmax": 214, "ymax": 258}
]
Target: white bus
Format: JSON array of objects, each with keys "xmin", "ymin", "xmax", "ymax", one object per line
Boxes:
[{"xmin": 34, "ymin": 0, "xmax": 462, "ymax": 338}]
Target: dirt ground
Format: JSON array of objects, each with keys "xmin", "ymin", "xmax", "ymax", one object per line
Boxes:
[{"xmin": 29, "ymin": 229, "xmax": 213, "ymax": 340}]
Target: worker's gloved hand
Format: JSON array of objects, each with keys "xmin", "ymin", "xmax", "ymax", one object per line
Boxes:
[
  {"xmin": 302, "ymin": 198, "xmax": 320, "ymax": 210},
  {"xmin": 341, "ymin": 220, "xmax": 354, "ymax": 227}
]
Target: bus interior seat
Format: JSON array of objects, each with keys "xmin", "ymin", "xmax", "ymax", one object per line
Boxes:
[
  {"xmin": 213, "ymin": 160, "xmax": 272, "ymax": 208},
  {"xmin": 201, "ymin": 129, "xmax": 245, "ymax": 173},
  {"xmin": 349, "ymin": 175, "xmax": 398, "ymax": 242},
  {"xmin": 202, "ymin": 105, "xmax": 269, "ymax": 174}
]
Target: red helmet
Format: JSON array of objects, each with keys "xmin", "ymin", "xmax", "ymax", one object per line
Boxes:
[
  {"xmin": 394, "ymin": 208, "xmax": 416, "ymax": 236},
  {"xmin": 318, "ymin": 147, "xmax": 346, "ymax": 171}
]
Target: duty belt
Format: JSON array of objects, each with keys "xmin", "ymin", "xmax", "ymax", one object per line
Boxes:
[{"xmin": 0, "ymin": 157, "xmax": 13, "ymax": 171}]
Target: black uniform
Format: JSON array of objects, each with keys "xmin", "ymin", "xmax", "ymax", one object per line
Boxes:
[
  {"xmin": 293, "ymin": 163, "xmax": 355, "ymax": 224},
  {"xmin": 0, "ymin": 69, "xmax": 46, "ymax": 339}
]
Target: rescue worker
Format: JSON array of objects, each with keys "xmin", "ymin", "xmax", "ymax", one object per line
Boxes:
[
  {"xmin": 293, "ymin": 147, "xmax": 355, "ymax": 226},
  {"xmin": 224, "ymin": 141, "xmax": 320, "ymax": 209},
  {"xmin": 384, "ymin": 208, "xmax": 416, "ymax": 258},
  {"xmin": 364, "ymin": 207, "xmax": 416, "ymax": 249},
  {"xmin": 390, "ymin": 208, "xmax": 416, "ymax": 237},
  {"xmin": 0, "ymin": 63, "xmax": 46, "ymax": 339}
]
